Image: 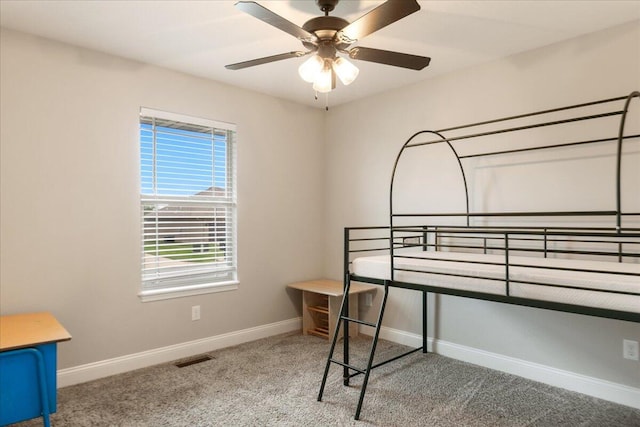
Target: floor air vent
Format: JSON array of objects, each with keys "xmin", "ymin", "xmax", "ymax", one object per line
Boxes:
[{"xmin": 174, "ymin": 355, "xmax": 213, "ymax": 368}]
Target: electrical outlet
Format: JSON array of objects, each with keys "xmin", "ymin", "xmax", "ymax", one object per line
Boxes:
[
  {"xmin": 623, "ymin": 339, "xmax": 639, "ymax": 361},
  {"xmin": 191, "ymin": 305, "xmax": 201, "ymax": 321},
  {"xmin": 365, "ymin": 293, "xmax": 373, "ymax": 307}
]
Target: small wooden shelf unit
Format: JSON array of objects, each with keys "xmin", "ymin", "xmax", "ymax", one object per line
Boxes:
[{"xmin": 287, "ymin": 279, "xmax": 376, "ymax": 340}]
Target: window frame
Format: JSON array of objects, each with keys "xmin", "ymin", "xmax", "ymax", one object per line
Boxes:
[{"xmin": 138, "ymin": 107, "xmax": 238, "ymax": 302}]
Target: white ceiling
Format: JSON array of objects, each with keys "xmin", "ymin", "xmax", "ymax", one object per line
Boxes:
[{"xmin": 1, "ymin": 1, "xmax": 639, "ymax": 108}]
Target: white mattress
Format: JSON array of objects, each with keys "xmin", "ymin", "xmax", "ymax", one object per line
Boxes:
[{"xmin": 352, "ymin": 251, "xmax": 640, "ymax": 313}]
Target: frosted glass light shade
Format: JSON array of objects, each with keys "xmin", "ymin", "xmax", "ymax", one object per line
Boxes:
[
  {"xmin": 333, "ymin": 57, "xmax": 359, "ymax": 86},
  {"xmin": 312, "ymin": 65, "xmax": 333, "ymax": 93},
  {"xmin": 298, "ymin": 55, "xmax": 324, "ymax": 83}
]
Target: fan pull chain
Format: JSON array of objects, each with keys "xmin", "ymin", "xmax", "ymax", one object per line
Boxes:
[{"xmin": 313, "ymin": 91, "xmax": 329, "ymax": 111}]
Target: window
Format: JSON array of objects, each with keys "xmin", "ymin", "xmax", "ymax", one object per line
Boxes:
[{"xmin": 139, "ymin": 108, "xmax": 237, "ymax": 301}]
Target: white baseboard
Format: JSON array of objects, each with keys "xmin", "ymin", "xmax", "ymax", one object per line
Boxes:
[
  {"xmin": 57, "ymin": 319, "xmax": 640, "ymax": 410},
  {"xmin": 375, "ymin": 325, "xmax": 640, "ymax": 410},
  {"xmin": 58, "ymin": 317, "xmax": 301, "ymax": 388}
]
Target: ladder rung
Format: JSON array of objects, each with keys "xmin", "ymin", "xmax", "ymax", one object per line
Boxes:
[
  {"xmin": 339, "ymin": 316, "xmax": 377, "ymax": 328},
  {"xmin": 329, "ymin": 358, "xmax": 366, "ymax": 375}
]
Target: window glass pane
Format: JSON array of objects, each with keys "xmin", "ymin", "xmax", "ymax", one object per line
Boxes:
[{"xmin": 140, "ymin": 109, "xmax": 237, "ymax": 294}]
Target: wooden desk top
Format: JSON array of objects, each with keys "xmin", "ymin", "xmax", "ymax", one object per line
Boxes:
[
  {"xmin": 287, "ymin": 279, "xmax": 376, "ymax": 297},
  {"xmin": 0, "ymin": 312, "xmax": 71, "ymax": 351}
]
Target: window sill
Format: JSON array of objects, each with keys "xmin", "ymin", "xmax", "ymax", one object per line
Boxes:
[{"xmin": 138, "ymin": 281, "xmax": 239, "ymax": 302}]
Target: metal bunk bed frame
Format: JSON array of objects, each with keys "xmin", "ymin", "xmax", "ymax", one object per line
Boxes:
[{"xmin": 317, "ymin": 91, "xmax": 640, "ymax": 420}]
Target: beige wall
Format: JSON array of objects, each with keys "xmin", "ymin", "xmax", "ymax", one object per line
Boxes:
[
  {"xmin": 0, "ymin": 28, "xmax": 325, "ymax": 368},
  {"xmin": 324, "ymin": 20, "xmax": 640, "ymax": 388},
  {"xmin": 2, "ymin": 19, "xmax": 639, "ymax": 393}
]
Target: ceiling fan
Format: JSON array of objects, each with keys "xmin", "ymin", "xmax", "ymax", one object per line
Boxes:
[{"xmin": 225, "ymin": 0, "xmax": 431, "ymax": 94}]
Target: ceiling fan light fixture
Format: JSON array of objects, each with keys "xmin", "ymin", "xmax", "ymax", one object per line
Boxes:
[
  {"xmin": 333, "ymin": 57, "xmax": 359, "ymax": 86},
  {"xmin": 312, "ymin": 62, "xmax": 333, "ymax": 93},
  {"xmin": 228, "ymin": 0, "xmax": 431, "ymax": 100},
  {"xmin": 298, "ymin": 54, "xmax": 324, "ymax": 83}
]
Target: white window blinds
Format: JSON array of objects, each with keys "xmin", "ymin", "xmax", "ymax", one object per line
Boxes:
[{"xmin": 140, "ymin": 108, "xmax": 237, "ymax": 297}]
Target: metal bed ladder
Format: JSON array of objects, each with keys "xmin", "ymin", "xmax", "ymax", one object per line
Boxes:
[{"xmin": 317, "ymin": 275, "xmax": 391, "ymax": 421}]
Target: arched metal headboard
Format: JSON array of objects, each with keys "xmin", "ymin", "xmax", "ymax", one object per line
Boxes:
[
  {"xmin": 389, "ymin": 130, "xmax": 470, "ymax": 225},
  {"xmin": 617, "ymin": 91, "xmax": 640, "ymax": 230},
  {"xmin": 388, "ymin": 91, "xmax": 640, "ymax": 279}
]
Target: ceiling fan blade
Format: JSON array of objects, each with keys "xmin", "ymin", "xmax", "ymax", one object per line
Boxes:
[
  {"xmin": 336, "ymin": 0, "xmax": 420, "ymax": 44},
  {"xmin": 225, "ymin": 51, "xmax": 308, "ymax": 70},
  {"xmin": 235, "ymin": 1, "xmax": 317, "ymax": 44},
  {"xmin": 348, "ymin": 47, "xmax": 430, "ymax": 70}
]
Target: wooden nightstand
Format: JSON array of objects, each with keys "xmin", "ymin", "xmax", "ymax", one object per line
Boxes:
[{"xmin": 287, "ymin": 279, "xmax": 376, "ymax": 340}]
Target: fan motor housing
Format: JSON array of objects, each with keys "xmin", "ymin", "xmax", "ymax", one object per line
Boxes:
[{"xmin": 302, "ymin": 16, "xmax": 350, "ymax": 50}]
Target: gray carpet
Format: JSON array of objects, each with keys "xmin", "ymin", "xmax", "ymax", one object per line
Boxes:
[{"xmin": 15, "ymin": 333, "xmax": 640, "ymax": 426}]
